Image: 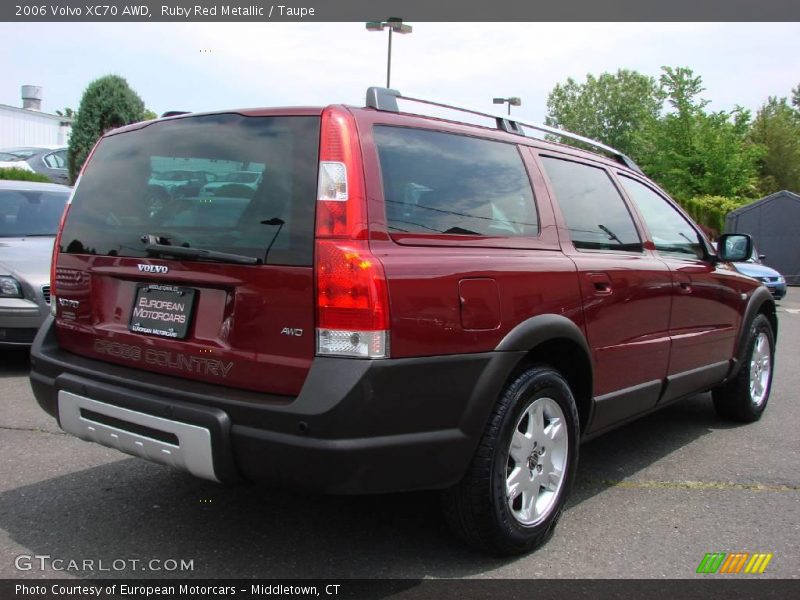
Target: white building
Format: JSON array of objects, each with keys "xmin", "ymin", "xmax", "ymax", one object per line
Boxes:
[{"xmin": 0, "ymin": 86, "xmax": 72, "ymax": 148}]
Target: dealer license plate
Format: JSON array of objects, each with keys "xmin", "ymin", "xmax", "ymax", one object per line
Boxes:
[{"xmin": 129, "ymin": 284, "xmax": 196, "ymax": 339}]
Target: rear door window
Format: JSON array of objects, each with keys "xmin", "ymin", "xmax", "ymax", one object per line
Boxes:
[
  {"xmin": 541, "ymin": 156, "xmax": 642, "ymax": 252},
  {"xmin": 374, "ymin": 127, "xmax": 538, "ymax": 238},
  {"xmin": 60, "ymin": 114, "xmax": 320, "ymax": 266}
]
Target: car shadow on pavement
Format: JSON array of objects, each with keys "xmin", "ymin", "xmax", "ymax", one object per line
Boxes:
[
  {"xmin": 0, "ymin": 391, "xmax": 745, "ymax": 578},
  {"xmin": 0, "ymin": 348, "xmax": 31, "ymax": 378},
  {"xmin": 569, "ymin": 392, "xmax": 742, "ymax": 505}
]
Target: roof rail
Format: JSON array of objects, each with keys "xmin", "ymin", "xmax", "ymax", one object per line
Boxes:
[
  {"xmin": 161, "ymin": 110, "xmax": 189, "ymax": 118},
  {"xmin": 365, "ymin": 87, "xmax": 642, "ymax": 173}
]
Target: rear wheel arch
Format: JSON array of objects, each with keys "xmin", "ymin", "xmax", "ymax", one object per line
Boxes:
[{"xmin": 496, "ymin": 315, "xmax": 593, "ymax": 433}]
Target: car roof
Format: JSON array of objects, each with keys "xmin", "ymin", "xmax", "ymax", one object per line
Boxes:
[
  {"xmin": 109, "ymin": 105, "xmax": 630, "ymax": 173},
  {"xmin": 1, "ymin": 146, "xmax": 65, "ymax": 152},
  {"xmin": 0, "ymin": 179, "xmax": 71, "ymax": 192},
  {"xmin": 0, "ymin": 147, "xmax": 67, "ymax": 161},
  {"xmin": 106, "ymin": 96, "xmax": 640, "ymax": 178}
]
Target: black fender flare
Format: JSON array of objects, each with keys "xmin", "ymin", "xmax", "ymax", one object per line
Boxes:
[
  {"xmin": 728, "ymin": 286, "xmax": 778, "ymax": 380},
  {"xmin": 495, "ymin": 314, "xmax": 594, "ymax": 423},
  {"xmin": 495, "ymin": 313, "xmax": 592, "ymax": 358},
  {"xmin": 457, "ymin": 314, "xmax": 595, "ymax": 457}
]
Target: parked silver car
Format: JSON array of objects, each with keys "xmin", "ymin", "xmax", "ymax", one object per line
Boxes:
[
  {"xmin": 0, "ymin": 179, "xmax": 70, "ymax": 346},
  {"xmin": 0, "ymin": 147, "xmax": 69, "ymax": 185}
]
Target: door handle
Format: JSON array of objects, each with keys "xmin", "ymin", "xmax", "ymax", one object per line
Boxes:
[{"xmin": 587, "ymin": 273, "xmax": 612, "ymax": 296}]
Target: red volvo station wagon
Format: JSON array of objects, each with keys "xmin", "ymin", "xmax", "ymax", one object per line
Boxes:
[{"xmin": 30, "ymin": 88, "xmax": 777, "ymax": 554}]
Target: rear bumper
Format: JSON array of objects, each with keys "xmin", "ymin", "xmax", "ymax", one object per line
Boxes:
[{"xmin": 30, "ymin": 316, "xmax": 523, "ymax": 493}]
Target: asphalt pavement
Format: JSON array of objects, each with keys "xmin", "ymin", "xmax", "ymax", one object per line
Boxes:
[{"xmin": 1, "ymin": 298, "xmax": 798, "ymax": 579}]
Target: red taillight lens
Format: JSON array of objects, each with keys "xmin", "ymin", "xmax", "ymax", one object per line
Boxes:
[
  {"xmin": 51, "ymin": 140, "xmax": 100, "ymax": 312},
  {"xmin": 315, "ymin": 107, "xmax": 368, "ymax": 240},
  {"xmin": 316, "ymin": 240, "xmax": 388, "ymax": 331},
  {"xmin": 315, "ymin": 107, "xmax": 389, "ymax": 358},
  {"xmin": 49, "ymin": 198, "xmax": 72, "ymax": 309}
]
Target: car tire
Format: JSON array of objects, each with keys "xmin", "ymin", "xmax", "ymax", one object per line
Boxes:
[
  {"xmin": 712, "ymin": 313, "xmax": 775, "ymax": 423},
  {"xmin": 442, "ymin": 365, "xmax": 580, "ymax": 555}
]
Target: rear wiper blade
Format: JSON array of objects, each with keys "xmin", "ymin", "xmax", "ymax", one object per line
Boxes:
[{"xmin": 144, "ymin": 243, "xmax": 261, "ymax": 265}]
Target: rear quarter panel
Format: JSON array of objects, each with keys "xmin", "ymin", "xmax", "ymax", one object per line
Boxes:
[{"xmin": 353, "ymin": 109, "xmax": 584, "ymax": 358}]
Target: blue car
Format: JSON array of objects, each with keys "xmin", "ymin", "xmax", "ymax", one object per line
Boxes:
[{"xmin": 732, "ymin": 246, "xmax": 787, "ymax": 300}]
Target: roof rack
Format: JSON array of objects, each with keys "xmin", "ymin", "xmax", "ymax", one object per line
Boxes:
[
  {"xmin": 161, "ymin": 110, "xmax": 189, "ymax": 118},
  {"xmin": 365, "ymin": 87, "xmax": 642, "ymax": 173}
]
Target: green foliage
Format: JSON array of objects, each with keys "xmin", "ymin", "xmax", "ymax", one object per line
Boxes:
[
  {"xmin": 749, "ymin": 96, "xmax": 800, "ymax": 194},
  {"xmin": 637, "ymin": 67, "xmax": 763, "ymax": 201},
  {"xmin": 55, "ymin": 107, "xmax": 77, "ymax": 119},
  {"xmin": 545, "ymin": 67, "xmax": 763, "ymax": 201},
  {"xmin": 0, "ymin": 167, "xmax": 53, "ymax": 183},
  {"xmin": 792, "ymin": 83, "xmax": 800, "ymax": 109},
  {"xmin": 67, "ymin": 75, "xmax": 145, "ymax": 183},
  {"xmin": 143, "ymin": 108, "xmax": 158, "ymax": 121},
  {"xmin": 545, "ymin": 69, "xmax": 663, "ymax": 159},
  {"xmin": 545, "ymin": 66, "xmax": 776, "ymax": 202},
  {"xmin": 681, "ymin": 195, "xmax": 751, "ymax": 233}
]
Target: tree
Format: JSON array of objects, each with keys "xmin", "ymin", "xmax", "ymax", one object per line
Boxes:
[
  {"xmin": 640, "ymin": 67, "xmax": 762, "ymax": 201},
  {"xmin": 67, "ymin": 75, "xmax": 145, "ymax": 183},
  {"xmin": 143, "ymin": 108, "xmax": 158, "ymax": 121},
  {"xmin": 55, "ymin": 108, "xmax": 77, "ymax": 119},
  {"xmin": 545, "ymin": 69, "xmax": 663, "ymax": 160},
  {"xmin": 749, "ymin": 96, "xmax": 800, "ymax": 194},
  {"xmin": 792, "ymin": 83, "xmax": 800, "ymax": 109}
]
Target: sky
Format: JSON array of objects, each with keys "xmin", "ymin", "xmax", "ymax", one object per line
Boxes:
[{"xmin": 2, "ymin": 22, "xmax": 799, "ymax": 122}]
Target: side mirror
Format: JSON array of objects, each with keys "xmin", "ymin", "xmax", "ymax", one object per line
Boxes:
[{"xmin": 717, "ymin": 233, "xmax": 753, "ymax": 262}]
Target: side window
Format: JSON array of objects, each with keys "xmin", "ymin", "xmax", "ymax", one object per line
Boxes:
[
  {"xmin": 374, "ymin": 127, "xmax": 538, "ymax": 237},
  {"xmin": 619, "ymin": 176, "xmax": 704, "ymax": 260},
  {"xmin": 541, "ymin": 157, "xmax": 642, "ymax": 252},
  {"xmin": 44, "ymin": 152, "xmax": 63, "ymax": 169}
]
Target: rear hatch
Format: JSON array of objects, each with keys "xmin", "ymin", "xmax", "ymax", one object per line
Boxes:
[{"xmin": 53, "ymin": 111, "xmax": 320, "ymax": 396}]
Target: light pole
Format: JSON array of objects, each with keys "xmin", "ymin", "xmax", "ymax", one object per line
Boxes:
[
  {"xmin": 366, "ymin": 18, "xmax": 413, "ymax": 89},
  {"xmin": 493, "ymin": 96, "xmax": 522, "ymax": 115}
]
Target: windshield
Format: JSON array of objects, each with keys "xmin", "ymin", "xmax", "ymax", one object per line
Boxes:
[
  {"xmin": 223, "ymin": 172, "xmax": 260, "ymax": 183},
  {"xmin": 0, "ymin": 189, "xmax": 69, "ymax": 237},
  {"xmin": 152, "ymin": 171, "xmax": 200, "ymax": 182},
  {"xmin": 746, "ymin": 245, "xmax": 762, "ymax": 263},
  {"xmin": 60, "ymin": 114, "xmax": 320, "ymax": 266}
]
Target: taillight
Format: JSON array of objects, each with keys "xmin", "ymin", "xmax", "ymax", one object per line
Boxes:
[
  {"xmin": 315, "ymin": 107, "xmax": 389, "ymax": 358},
  {"xmin": 49, "ymin": 188, "xmax": 74, "ymax": 315},
  {"xmin": 51, "ymin": 140, "xmax": 100, "ymax": 315},
  {"xmin": 315, "ymin": 107, "xmax": 369, "ymax": 239}
]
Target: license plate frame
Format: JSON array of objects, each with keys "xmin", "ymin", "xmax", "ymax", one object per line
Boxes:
[{"xmin": 129, "ymin": 283, "xmax": 196, "ymax": 339}]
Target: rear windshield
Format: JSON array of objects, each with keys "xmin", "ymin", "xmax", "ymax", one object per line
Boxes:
[
  {"xmin": 60, "ymin": 114, "xmax": 320, "ymax": 266},
  {"xmin": 0, "ymin": 188, "xmax": 69, "ymax": 237}
]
